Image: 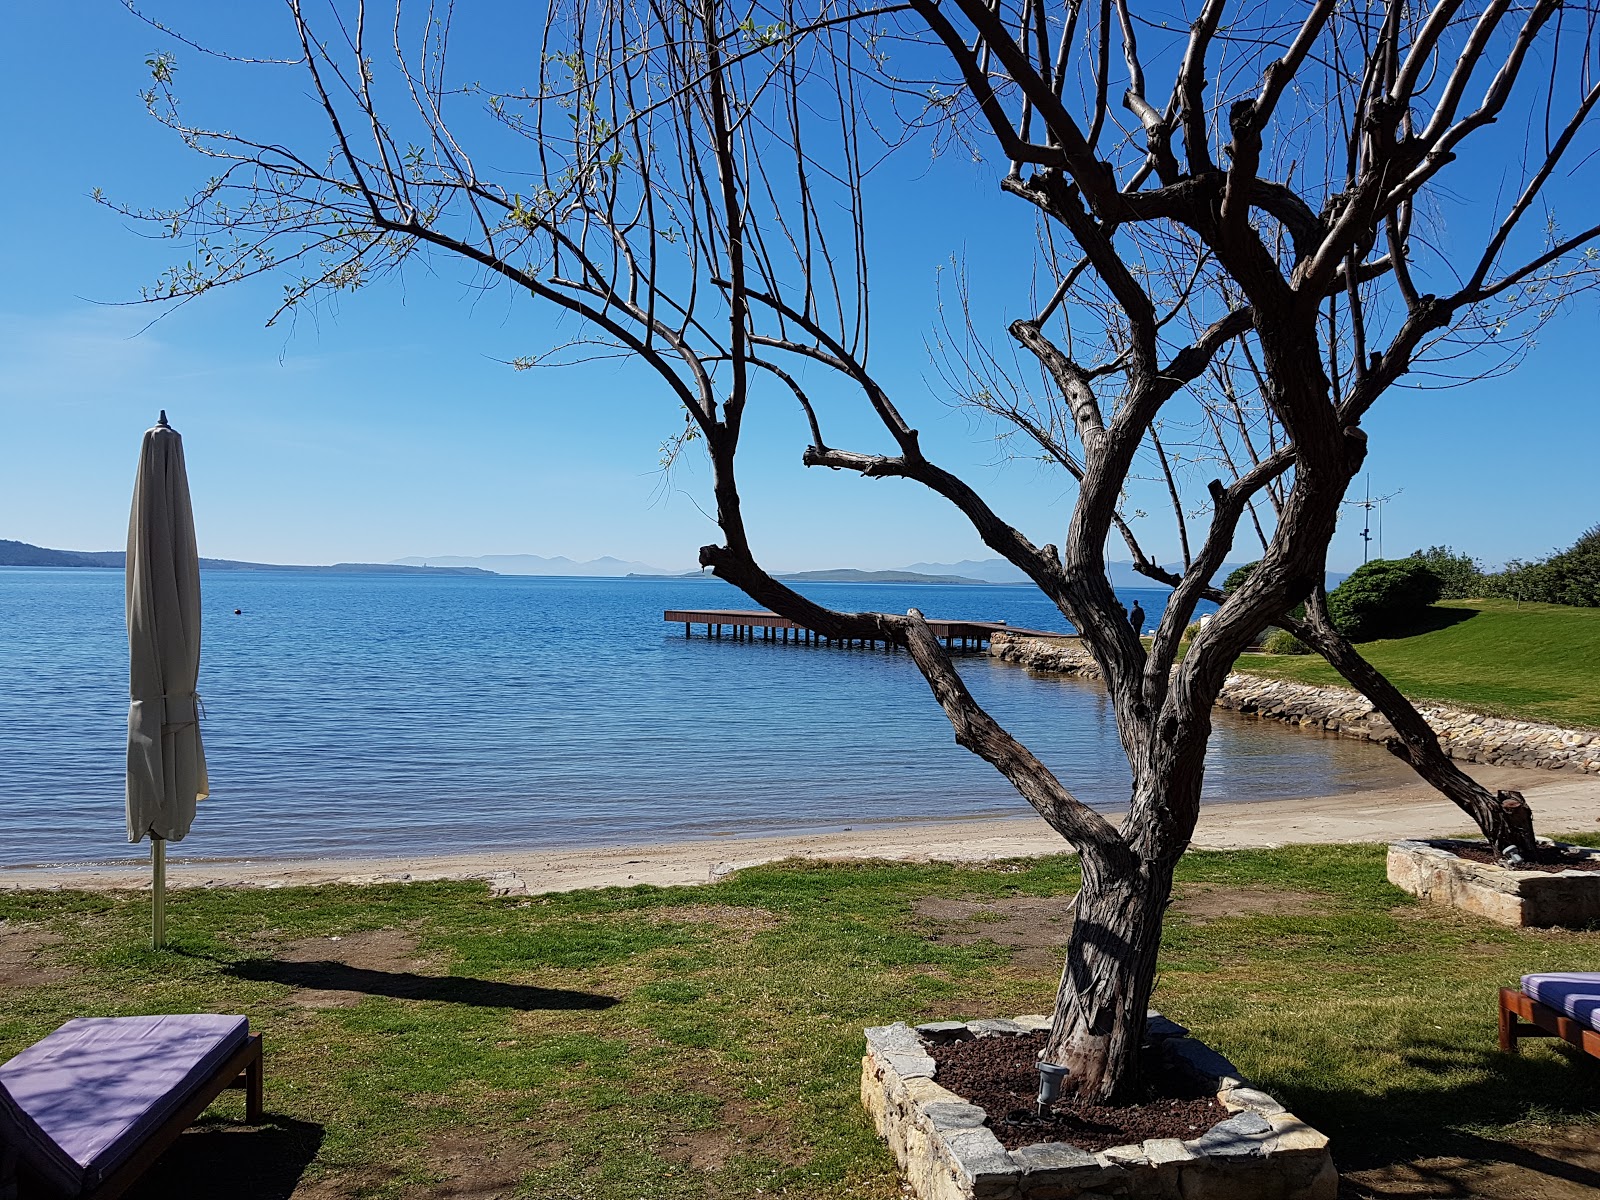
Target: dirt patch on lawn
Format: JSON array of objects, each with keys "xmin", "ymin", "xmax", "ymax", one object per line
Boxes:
[
  {"xmin": 1171, "ymin": 884, "xmax": 1325, "ymax": 924},
  {"xmin": 0, "ymin": 921, "xmax": 69, "ymax": 988},
  {"xmin": 273, "ymin": 929, "xmax": 438, "ymax": 1009},
  {"xmin": 663, "ymin": 1129, "xmax": 737, "ymax": 1172},
  {"xmin": 290, "ymin": 1166, "xmax": 395, "ymax": 1200},
  {"xmin": 660, "ymin": 1097, "xmax": 804, "ymax": 1172},
  {"xmin": 411, "ymin": 1128, "xmax": 553, "ymax": 1198},
  {"xmin": 1341, "ymin": 1126, "xmax": 1600, "ymax": 1198},
  {"xmin": 281, "ymin": 1121, "xmax": 556, "ymax": 1196},
  {"xmin": 915, "ymin": 886, "xmax": 1326, "ymax": 965},
  {"xmin": 915, "ymin": 895, "xmax": 1077, "ymax": 967}
]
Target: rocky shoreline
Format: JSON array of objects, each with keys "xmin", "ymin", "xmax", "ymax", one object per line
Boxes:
[{"xmin": 989, "ymin": 633, "xmax": 1600, "ymax": 775}]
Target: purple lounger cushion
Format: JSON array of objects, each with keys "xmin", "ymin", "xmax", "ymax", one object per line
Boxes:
[
  {"xmin": 1522, "ymin": 973, "xmax": 1600, "ymax": 1033},
  {"xmin": 0, "ymin": 1014, "xmax": 248, "ymax": 1196}
]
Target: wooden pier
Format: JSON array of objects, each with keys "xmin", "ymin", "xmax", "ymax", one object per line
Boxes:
[{"xmin": 664, "ymin": 608, "xmax": 1070, "ymax": 650}]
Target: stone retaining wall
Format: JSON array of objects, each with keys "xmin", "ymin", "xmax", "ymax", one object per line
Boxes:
[
  {"xmin": 1387, "ymin": 838, "xmax": 1600, "ymax": 927},
  {"xmin": 861, "ymin": 1013, "xmax": 1336, "ymax": 1199},
  {"xmin": 988, "ymin": 633, "xmax": 1600, "ymax": 775},
  {"xmin": 989, "ymin": 634, "xmax": 1105, "ymax": 679}
]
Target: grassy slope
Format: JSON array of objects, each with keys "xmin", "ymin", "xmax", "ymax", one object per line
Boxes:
[
  {"xmin": 2, "ymin": 844, "xmax": 1598, "ymax": 1199},
  {"xmin": 1236, "ymin": 599, "xmax": 1600, "ymax": 728}
]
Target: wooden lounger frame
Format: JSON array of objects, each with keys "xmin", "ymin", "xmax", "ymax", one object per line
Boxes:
[
  {"xmin": 1499, "ymin": 987, "xmax": 1600, "ymax": 1061},
  {"xmin": 2, "ymin": 1033, "xmax": 262, "ymax": 1200}
]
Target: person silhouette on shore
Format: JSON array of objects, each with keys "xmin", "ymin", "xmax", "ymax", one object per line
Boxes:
[{"xmin": 1128, "ymin": 601, "xmax": 1146, "ymax": 635}]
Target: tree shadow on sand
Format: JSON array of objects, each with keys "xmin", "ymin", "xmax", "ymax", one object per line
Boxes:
[
  {"xmin": 121, "ymin": 1115, "xmax": 324, "ymax": 1200},
  {"xmin": 1279, "ymin": 1034, "xmax": 1600, "ymax": 1195},
  {"xmin": 225, "ymin": 958, "xmax": 619, "ymax": 1010}
]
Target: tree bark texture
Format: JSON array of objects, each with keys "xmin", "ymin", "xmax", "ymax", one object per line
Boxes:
[{"xmin": 1044, "ymin": 846, "xmax": 1176, "ymax": 1102}]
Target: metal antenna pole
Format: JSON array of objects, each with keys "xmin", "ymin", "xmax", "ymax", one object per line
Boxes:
[
  {"xmin": 1344, "ymin": 477, "xmax": 1401, "ymax": 565},
  {"xmin": 1362, "ymin": 476, "xmax": 1372, "ymax": 563}
]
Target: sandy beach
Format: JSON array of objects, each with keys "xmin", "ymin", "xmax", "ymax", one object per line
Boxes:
[{"xmin": 3, "ymin": 763, "xmax": 1595, "ymax": 894}]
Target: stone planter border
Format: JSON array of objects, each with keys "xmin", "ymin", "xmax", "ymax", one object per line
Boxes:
[
  {"xmin": 1387, "ymin": 838, "xmax": 1600, "ymax": 927},
  {"xmin": 861, "ymin": 1013, "xmax": 1336, "ymax": 1200}
]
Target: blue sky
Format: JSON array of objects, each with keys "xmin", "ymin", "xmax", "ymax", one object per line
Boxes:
[{"xmin": 2, "ymin": 2, "xmax": 1596, "ymax": 574}]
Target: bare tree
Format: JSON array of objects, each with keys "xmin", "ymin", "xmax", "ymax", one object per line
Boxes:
[{"xmin": 120, "ymin": 0, "xmax": 1600, "ymax": 1100}]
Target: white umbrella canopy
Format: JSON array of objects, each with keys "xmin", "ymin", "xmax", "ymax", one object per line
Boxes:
[{"xmin": 126, "ymin": 411, "xmax": 208, "ymax": 850}]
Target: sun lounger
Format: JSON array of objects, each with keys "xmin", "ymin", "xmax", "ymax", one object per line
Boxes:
[
  {"xmin": 0, "ymin": 1015, "xmax": 262, "ymax": 1200},
  {"xmin": 1499, "ymin": 973, "xmax": 1600, "ymax": 1060}
]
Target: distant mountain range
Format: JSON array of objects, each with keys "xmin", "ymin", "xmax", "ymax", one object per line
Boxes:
[
  {"xmin": 631, "ymin": 568, "xmax": 993, "ymax": 585},
  {"xmin": 781, "ymin": 568, "xmax": 991, "ymax": 585},
  {"xmin": 6, "ymin": 539, "xmax": 1347, "ymax": 588},
  {"xmin": 391, "ymin": 552, "xmax": 672, "ymax": 577},
  {"xmin": 0, "ymin": 540, "xmax": 490, "ymax": 576},
  {"xmin": 902, "ymin": 557, "xmax": 1349, "ymax": 589},
  {"xmin": 903, "ymin": 557, "xmax": 1225, "ymax": 586}
]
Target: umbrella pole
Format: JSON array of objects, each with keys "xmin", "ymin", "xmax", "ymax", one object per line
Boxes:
[{"xmin": 152, "ymin": 836, "xmax": 166, "ymax": 949}]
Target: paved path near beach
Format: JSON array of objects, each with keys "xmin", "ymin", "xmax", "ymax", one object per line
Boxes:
[{"xmin": 2, "ymin": 764, "xmax": 1595, "ymax": 893}]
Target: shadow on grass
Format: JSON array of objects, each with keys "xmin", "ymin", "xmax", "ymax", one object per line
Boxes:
[
  {"xmin": 1378, "ymin": 605, "xmax": 1481, "ymax": 639},
  {"xmin": 225, "ymin": 958, "xmax": 620, "ymax": 1010},
  {"xmin": 1287, "ymin": 1035, "xmax": 1600, "ymax": 1187},
  {"xmin": 122, "ymin": 1114, "xmax": 324, "ymax": 1200}
]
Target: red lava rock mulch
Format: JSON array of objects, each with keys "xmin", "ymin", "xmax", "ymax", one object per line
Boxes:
[
  {"xmin": 1447, "ymin": 841, "xmax": 1600, "ymax": 873},
  {"xmin": 928, "ymin": 1031, "xmax": 1228, "ymax": 1152}
]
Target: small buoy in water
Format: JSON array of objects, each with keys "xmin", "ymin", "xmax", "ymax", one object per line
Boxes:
[{"xmin": 233, "ymin": 608, "xmax": 242, "ymax": 615}]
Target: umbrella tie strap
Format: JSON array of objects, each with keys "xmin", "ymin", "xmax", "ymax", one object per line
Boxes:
[
  {"xmin": 163, "ymin": 692, "xmax": 202, "ymax": 730},
  {"xmin": 132, "ymin": 692, "xmax": 203, "ymax": 731}
]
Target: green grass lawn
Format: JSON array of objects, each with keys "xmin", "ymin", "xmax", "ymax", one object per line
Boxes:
[
  {"xmin": 1236, "ymin": 599, "xmax": 1600, "ymax": 727},
  {"xmin": 2, "ymin": 843, "xmax": 1598, "ymax": 1199}
]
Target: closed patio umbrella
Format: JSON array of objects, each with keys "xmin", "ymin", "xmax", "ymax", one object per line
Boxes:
[{"xmin": 126, "ymin": 411, "xmax": 208, "ymax": 948}]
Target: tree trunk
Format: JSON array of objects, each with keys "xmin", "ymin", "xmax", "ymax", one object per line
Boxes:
[{"xmin": 1042, "ymin": 850, "xmax": 1175, "ymax": 1103}]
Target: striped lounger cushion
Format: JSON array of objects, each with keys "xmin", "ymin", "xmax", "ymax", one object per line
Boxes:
[
  {"xmin": 1522, "ymin": 973, "xmax": 1600, "ymax": 1033},
  {"xmin": 0, "ymin": 1014, "xmax": 249, "ymax": 1196}
]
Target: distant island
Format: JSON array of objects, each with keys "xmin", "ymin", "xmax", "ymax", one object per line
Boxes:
[
  {"xmin": 628, "ymin": 568, "xmax": 993, "ymax": 585},
  {"xmin": 391, "ymin": 552, "xmax": 670, "ymax": 577},
  {"xmin": 0, "ymin": 540, "xmax": 492, "ymax": 576}
]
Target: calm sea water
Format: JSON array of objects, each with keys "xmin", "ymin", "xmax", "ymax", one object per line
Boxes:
[{"xmin": 0, "ymin": 569, "xmax": 1414, "ymax": 865}]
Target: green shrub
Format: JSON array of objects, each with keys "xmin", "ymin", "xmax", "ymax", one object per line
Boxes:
[
  {"xmin": 1407, "ymin": 545, "xmax": 1485, "ymax": 599},
  {"xmin": 1262, "ymin": 628, "xmax": 1311, "ymax": 655},
  {"xmin": 1222, "ymin": 562, "xmax": 1258, "ymax": 593},
  {"xmin": 1326, "ymin": 558, "xmax": 1443, "ymax": 640},
  {"xmin": 1483, "ymin": 524, "xmax": 1600, "ymax": 607}
]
